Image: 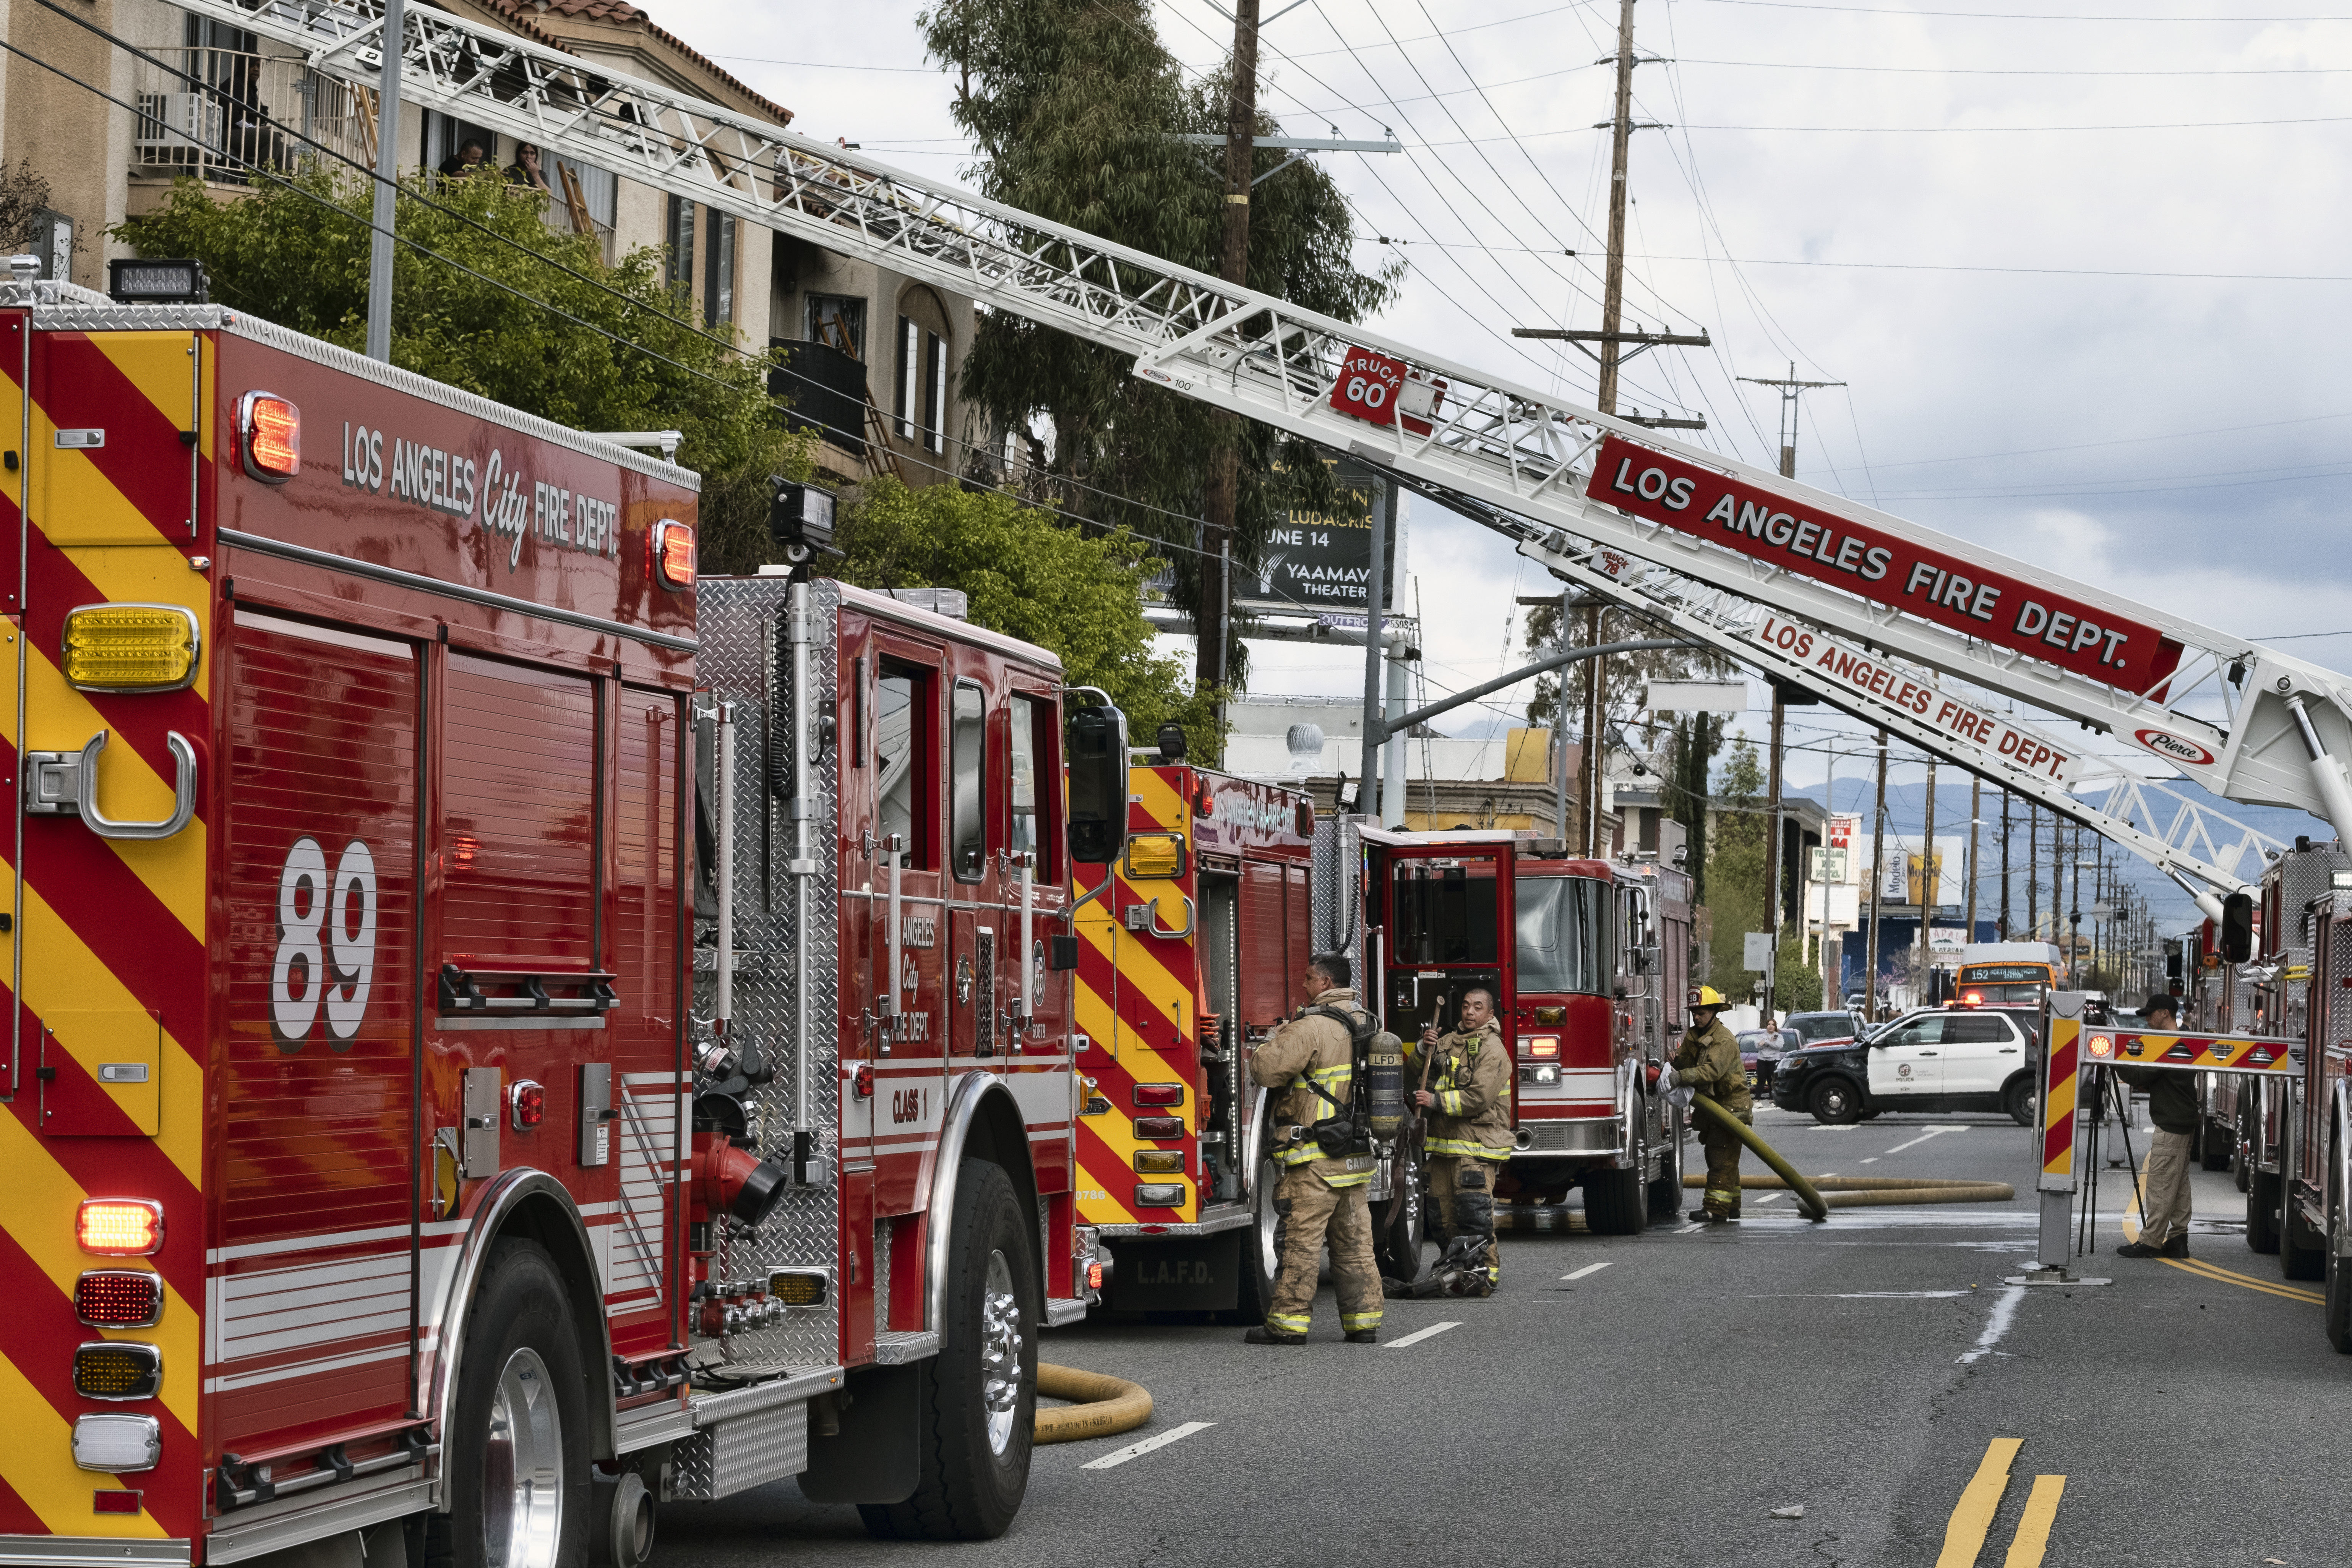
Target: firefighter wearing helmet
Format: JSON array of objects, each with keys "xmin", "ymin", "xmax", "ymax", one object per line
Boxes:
[{"xmin": 1658, "ymin": 986, "xmax": 1752, "ymax": 1221}]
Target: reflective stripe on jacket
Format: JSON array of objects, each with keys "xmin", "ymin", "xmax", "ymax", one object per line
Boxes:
[
  {"xmin": 1249, "ymin": 988, "xmax": 1376, "ymax": 1185},
  {"xmin": 1407, "ymin": 1017, "xmax": 1513, "ymax": 1159}
]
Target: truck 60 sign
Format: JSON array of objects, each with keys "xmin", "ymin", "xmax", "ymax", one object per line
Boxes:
[
  {"xmin": 1329, "ymin": 347, "xmax": 1445, "ymax": 437},
  {"xmin": 1590, "ymin": 435, "xmax": 2185, "ymax": 695}
]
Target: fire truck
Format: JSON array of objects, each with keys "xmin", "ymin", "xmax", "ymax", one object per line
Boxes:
[
  {"xmin": 1317, "ymin": 822, "xmax": 1691, "ymax": 1235},
  {"xmin": 0, "ymin": 285, "xmax": 1105, "ymax": 1567},
  {"xmin": 2230, "ymin": 838, "xmax": 2351, "ymax": 1273},
  {"xmin": 1071, "ymin": 761, "xmax": 1337, "ymax": 1314}
]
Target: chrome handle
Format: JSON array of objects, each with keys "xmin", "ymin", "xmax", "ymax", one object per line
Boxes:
[{"xmin": 34, "ymin": 730, "xmax": 199, "ymax": 840}]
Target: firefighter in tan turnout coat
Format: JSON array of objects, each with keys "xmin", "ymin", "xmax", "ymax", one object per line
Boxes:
[
  {"xmin": 1246, "ymin": 953, "xmax": 1385, "ymax": 1344},
  {"xmin": 1405, "ymin": 987, "xmax": 1512, "ymax": 1294},
  {"xmin": 1664, "ymin": 986, "xmax": 1752, "ymax": 1221}
]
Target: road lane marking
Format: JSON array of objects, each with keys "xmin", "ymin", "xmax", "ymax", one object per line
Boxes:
[
  {"xmin": 2001, "ymin": 1474, "xmax": 2067, "ymax": 1568},
  {"xmin": 2167, "ymin": 1255, "xmax": 2323, "ymax": 1304},
  {"xmin": 1082, "ymin": 1420, "xmax": 1216, "ymax": 1470},
  {"xmin": 1935, "ymin": 1437, "xmax": 2023, "ymax": 1568},
  {"xmin": 1386, "ymin": 1321, "xmax": 1462, "ymax": 1348},
  {"xmin": 1957, "ymin": 1286, "xmax": 2026, "ymax": 1363},
  {"xmin": 1747, "ymin": 1290, "xmax": 1973, "ymax": 1299},
  {"xmin": 1755, "ymin": 1192, "xmax": 1784, "ymax": 1205},
  {"xmin": 1562, "ymin": 1262, "xmax": 1613, "ymax": 1280},
  {"xmin": 1886, "ymin": 1127, "xmax": 1965, "ymax": 1155},
  {"xmin": 1860, "ymin": 1157, "xmax": 1881, "ymax": 1164}
]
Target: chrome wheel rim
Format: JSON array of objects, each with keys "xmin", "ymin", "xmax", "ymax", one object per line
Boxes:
[
  {"xmin": 483, "ymin": 1346, "xmax": 563, "ymax": 1568},
  {"xmin": 979, "ymin": 1248, "xmax": 1023, "ymax": 1456}
]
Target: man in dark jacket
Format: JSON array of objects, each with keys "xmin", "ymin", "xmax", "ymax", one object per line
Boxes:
[{"xmin": 2117, "ymin": 993, "xmax": 2194, "ymax": 1259}]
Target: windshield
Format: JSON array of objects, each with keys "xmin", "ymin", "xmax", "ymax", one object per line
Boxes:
[
  {"xmin": 1392, "ymin": 855, "xmax": 1503, "ymax": 965},
  {"xmin": 1513, "ymin": 875, "xmax": 1609, "ymax": 994},
  {"xmin": 1789, "ymin": 1014, "xmax": 1857, "ymax": 1043}
]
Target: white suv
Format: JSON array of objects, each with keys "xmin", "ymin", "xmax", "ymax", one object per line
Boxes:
[{"xmin": 1771, "ymin": 1007, "xmax": 2039, "ymax": 1126}]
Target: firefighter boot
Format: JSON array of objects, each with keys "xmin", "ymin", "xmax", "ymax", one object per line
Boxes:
[
  {"xmin": 1245, "ymin": 1325, "xmax": 1307, "ymax": 1345},
  {"xmin": 1345, "ymin": 1327, "xmax": 1379, "ymax": 1344}
]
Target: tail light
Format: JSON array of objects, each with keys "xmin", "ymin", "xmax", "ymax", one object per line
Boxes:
[
  {"xmin": 1133, "ymin": 1115, "xmax": 1184, "ymax": 1138},
  {"xmin": 74, "ymin": 1343, "xmax": 162, "ymax": 1401},
  {"xmin": 75, "ymin": 1271, "xmax": 162, "ymax": 1328},
  {"xmin": 237, "ymin": 391, "xmax": 299, "ymax": 482},
  {"xmin": 509, "ymin": 1080, "xmax": 546, "ymax": 1131},
  {"xmin": 77, "ymin": 1200, "xmax": 163, "ymax": 1257},
  {"xmin": 1133, "ymin": 1083, "xmax": 1183, "ymax": 1107},
  {"xmin": 71, "ymin": 1415, "xmax": 160, "ymax": 1474},
  {"xmin": 650, "ymin": 519, "xmax": 695, "ymax": 590},
  {"xmin": 1134, "ymin": 1150, "xmax": 1184, "ymax": 1174},
  {"xmin": 1087, "ymin": 1261, "xmax": 1105, "ymax": 1289},
  {"xmin": 1520, "ymin": 1036, "xmax": 1559, "ymax": 1059},
  {"xmin": 1132, "ymin": 1183, "xmax": 1184, "ymax": 1207}
]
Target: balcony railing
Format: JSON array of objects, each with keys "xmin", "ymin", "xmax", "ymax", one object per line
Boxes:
[{"xmin": 133, "ymin": 49, "xmax": 368, "ymax": 182}]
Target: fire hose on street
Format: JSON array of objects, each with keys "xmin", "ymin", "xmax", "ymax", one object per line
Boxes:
[
  {"xmin": 1682, "ymin": 1095, "xmax": 2015, "ymax": 1218},
  {"xmin": 1033, "ymin": 1364, "xmax": 1154, "ymax": 1444}
]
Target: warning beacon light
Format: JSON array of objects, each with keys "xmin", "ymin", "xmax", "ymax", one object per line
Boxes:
[
  {"xmin": 237, "ymin": 391, "xmax": 300, "ymax": 482},
  {"xmin": 62, "ymin": 603, "xmax": 200, "ymax": 692},
  {"xmin": 76, "ymin": 1199, "xmax": 164, "ymax": 1257},
  {"xmin": 651, "ymin": 519, "xmax": 696, "ymax": 590}
]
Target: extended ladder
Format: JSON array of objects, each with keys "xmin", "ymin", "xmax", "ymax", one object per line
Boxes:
[{"xmin": 169, "ymin": 0, "xmax": 2352, "ymax": 866}]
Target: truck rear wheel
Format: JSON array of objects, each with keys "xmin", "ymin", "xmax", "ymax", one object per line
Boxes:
[
  {"xmin": 2247, "ymin": 1167, "xmax": 2282, "ymax": 1255},
  {"xmin": 2326, "ymin": 1140, "xmax": 2352, "ymax": 1355},
  {"xmin": 2282, "ymin": 1187, "xmax": 2327, "ymax": 1283},
  {"xmin": 1584, "ymin": 1163, "xmax": 1647, "ymax": 1236},
  {"xmin": 431, "ymin": 1242, "xmax": 591, "ymax": 1568},
  {"xmin": 1646, "ymin": 1113, "xmax": 1684, "ymax": 1221},
  {"xmin": 1225, "ymin": 1135, "xmax": 1283, "ymax": 1322},
  {"xmin": 858, "ymin": 1159, "xmax": 1037, "ymax": 1542}
]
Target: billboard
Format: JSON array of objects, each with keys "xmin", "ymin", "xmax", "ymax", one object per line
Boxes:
[{"xmin": 1251, "ymin": 459, "xmax": 1398, "ymax": 613}]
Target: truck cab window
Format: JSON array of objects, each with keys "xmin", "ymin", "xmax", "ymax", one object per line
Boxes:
[
  {"xmin": 878, "ymin": 663, "xmax": 933, "ymax": 866},
  {"xmin": 1392, "ymin": 856, "xmax": 1500, "ymax": 965},
  {"xmin": 1515, "ymin": 876, "xmax": 1607, "ymax": 995},
  {"xmin": 951, "ymin": 681, "xmax": 985, "ymax": 881},
  {"xmin": 1009, "ymin": 693, "xmax": 1040, "ymax": 871}
]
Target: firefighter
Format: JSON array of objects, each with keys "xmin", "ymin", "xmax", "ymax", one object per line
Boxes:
[
  {"xmin": 1245, "ymin": 952, "xmax": 1384, "ymax": 1344},
  {"xmin": 1404, "ymin": 986, "xmax": 1511, "ymax": 1294},
  {"xmin": 1660, "ymin": 985, "xmax": 1751, "ymax": 1222}
]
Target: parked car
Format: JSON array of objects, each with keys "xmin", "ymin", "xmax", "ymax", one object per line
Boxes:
[
  {"xmin": 1772, "ymin": 1007, "xmax": 2041, "ymax": 1126},
  {"xmin": 1737, "ymin": 1027, "xmax": 1800, "ymax": 1095},
  {"xmin": 1786, "ymin": 1010, "xmax": 1863, "ymax": 1047}
]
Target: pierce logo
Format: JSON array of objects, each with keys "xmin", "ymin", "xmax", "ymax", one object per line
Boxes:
[{"xmin": 2132, "ymin": 728, "xmax": 2216, "ymax": 767}]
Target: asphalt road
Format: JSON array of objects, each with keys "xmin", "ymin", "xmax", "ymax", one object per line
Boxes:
[{"xmin": 660, "ymin": 1103, "xmax": 2352, "ymax": 1567}]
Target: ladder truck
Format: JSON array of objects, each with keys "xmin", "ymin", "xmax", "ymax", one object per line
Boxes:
[
  {"xmin": 0, "ymin": 278, "xmax": 1112, "ymax": 1567},
  {"xmin": 150, "ymin": 0, "xmax": 2352, "ymax": 1368}
]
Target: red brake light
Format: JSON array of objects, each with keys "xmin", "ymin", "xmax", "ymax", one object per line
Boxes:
[
  {"xmin": 509, "ymin": 1080, "xmax": 545, "ymax": 1131},
  {"xmin": 651, "ymin": 519, "xmax": 696, "ymax": 589},
  {"xmin": 1087, "ymin": 1261, "xmax": 1104, "ymax": 1290},
  {"xmin": 76, "ymin": 1200, "xmax": 163, "ymax": 1257},
  {"xmin": 75, "ymin": 1270, "xmax": 163, "ymax": 1328},
  {"xmin": 238, "ymin": 391, "xmax": 299, "ymax": 482},
  {"xmin": 1132, "ymin": 1083, "xmax": 1184, "ymax": 1107},
  {"xmin": 1134, "ymin": 1115, "xmax": 1184, "ymax": 1138}
]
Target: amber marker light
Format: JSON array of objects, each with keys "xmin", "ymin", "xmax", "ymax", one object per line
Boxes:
[
  {"xmin": 76, "ymin": 1200, "xmax": 163, "ymax": 1257},
  {"xmin": 62, "ymin": 604, "xmax": 200, "ymax": 692},
  {"xmin": 651, "ymin": 519, "xmax": 696, "ymax": 590},
  {"xmin": 238, "ymin": 391, "xmax": 300, "ymax": 482}
]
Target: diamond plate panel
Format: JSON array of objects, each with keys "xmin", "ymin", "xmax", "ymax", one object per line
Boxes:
[
  {"xmin": 2277, "ymin": 843, "xmax": 2352, "ymax": 965},
  {"xmin": 694, "ymin": 577, "xmax": 843, "ymax": 1370},
  {"xmin": 664, "ymin": 1409, "xmax": 809, "ymax": 1502}
]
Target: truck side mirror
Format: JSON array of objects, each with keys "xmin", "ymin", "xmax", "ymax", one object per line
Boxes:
[
  {"xmin": 2221, "ymin": 891, "xmax": 2254, "ymax": 964},
  {"xmin": 1633, "ymin": 944, "xmax": 1660, "ymax": 975},
  {"xmin": 1066, "ymin": 701, "xmax": 1130, "ymax": 866}
]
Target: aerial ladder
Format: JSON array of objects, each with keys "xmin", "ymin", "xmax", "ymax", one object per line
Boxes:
[{"xmin": 167, "ymin": 0, "xmax": 2352, "ymax": 901}]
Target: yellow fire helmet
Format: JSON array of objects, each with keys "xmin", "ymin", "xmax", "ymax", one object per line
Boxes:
[{"xmin": 1690, "ymin": 985, "xmax": 1728, "ymax": 1009}]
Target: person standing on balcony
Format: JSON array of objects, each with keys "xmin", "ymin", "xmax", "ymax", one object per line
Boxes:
[{"xmin": 504, "ymin": 143, "xmax": 551, "ymax": 192}]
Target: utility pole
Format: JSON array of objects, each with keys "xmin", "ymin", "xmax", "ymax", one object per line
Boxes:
[
  {"xmin": 364, "ymin": 0, "xmax": 407, "ymax": 362},
  {"xmin": 1356, "ymin": 476, "xmax": 1392, "ymax": 812},
  {"xmin": 1763, "ymin": 691, "xmax": 1784, "ymax": 1023},
  {"xmin": 2027, "ymin": 803, "xmax": 2039, "ymax": 940},
  {"xmin": 1865, "ymin": 730, "xmax": 1888, "ymax": 1021},
  {"xmin": 1578, "ymin": 602, "xmax": 1604, "ymax": 855},
  {"xmin": 1199, "ymin": 0, "xmax": 1262, "ymax": 712},
  {"xmin": 1966, "ymin": 775, "xmax": 1981, "ymax": 944},
  {"xmin": 1998, "ymin": 789, "xmax": 2011, "ymax": 940},
  {"xmin": 1737, "ymin": 362, "xmax": 1846, "ymax": 479},
  {"xmin": 1511, "ymin": 0, "xmax": 1709, "ymax": 429},
  {"xmin": 1554, "ymin": 589, "xmax": 1573, "ymax": 845},
  {"xmin": 1921, "ymin": 759, "xmax": 1938, "ymax": 998}
]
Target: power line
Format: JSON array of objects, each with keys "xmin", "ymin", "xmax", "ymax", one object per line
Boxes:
[
  {"xmin": 1687, "ymin": 1, "xmax": 2352, "ymax": 18},
  {"xmin": 1673, "ymin": 55, "xmax": 2352, "ymax": 76},
  {"xmin": 1350, "ymin": 238, "xmax": 2352, "ymax": 284},
  {"xmin": 1410, "ymin": 113, "xmax": 2352, "ymax": 146}
]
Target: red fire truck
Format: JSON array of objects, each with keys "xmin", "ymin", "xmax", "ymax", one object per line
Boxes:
[
  {"xmin": 1071, "ymin": 762, "xmax": 1331, "ymax": 1315},
  {"xmin": 2234, "ymin": 838, "xmax": 2350, "ymax": 1273},
  {"xmin": 0, "ymin": 290, "xmax": 1101, "ymax": 1566},
  {"xmin": 1325, "ymin": 824, "xmax": 1689, "ymax": 1236}
]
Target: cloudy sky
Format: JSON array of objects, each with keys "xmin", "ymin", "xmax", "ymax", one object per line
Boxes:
[{"xmin": 657, "ymin": 0, "xmax": 2349, "ymax": 923}]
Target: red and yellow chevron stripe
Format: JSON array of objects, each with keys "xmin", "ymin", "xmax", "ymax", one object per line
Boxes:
[
  {"xmin": 2081, "ymin": 1030, "xmax": 2299, "ymax": 1074},
  {"xmin": 1074, "ymin": 767, "xmax": 1201, "ymax": 1227},
  {"xmin": 0, "ymin": 321, "xmax": 214, "ymax": 1540},
  {"xmin": 2042, "ymin": 1015, "xmax": 2078, "ymax": 1183}
]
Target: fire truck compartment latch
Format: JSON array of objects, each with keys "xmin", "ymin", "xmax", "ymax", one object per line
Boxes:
[
  {"xmin": 1122, "ymin": 893, "xmax": 1196, "ymax": 939},
  {"xmin": 23, "ymin": 730, "xmax": 197, "ymax": 840}
]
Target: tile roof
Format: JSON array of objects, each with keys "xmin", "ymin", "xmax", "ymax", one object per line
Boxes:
[{"xmin": 471, "ymin": 0, "xmax": 792, "ymax": 125}]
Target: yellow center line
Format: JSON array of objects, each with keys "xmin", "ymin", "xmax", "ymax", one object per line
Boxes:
[
  {"xmin": 1935, "ymin": 1436, "xmax": 2022, "ymax": 1568},
  {"xmin": 2163, "ymin": 1255, "xmax": 2323, "ymax": 1303},
  {"xmin": 2001, "ymin": 1475, "xmax": 2067, "ymax": 1568}
]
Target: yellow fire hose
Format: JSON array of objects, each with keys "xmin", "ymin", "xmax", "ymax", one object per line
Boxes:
[
  {"xmin": 1033, "ymin": 1363, "xmax": 1153, "ymax": 1445},
  {"xmin": 1691, "ymin": 1095, "xmax": 1830, "ymax": 1221},
  {"xmin": 1684, "ymin": 1173, "xmax": 2019, "ymax": 1208}
]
